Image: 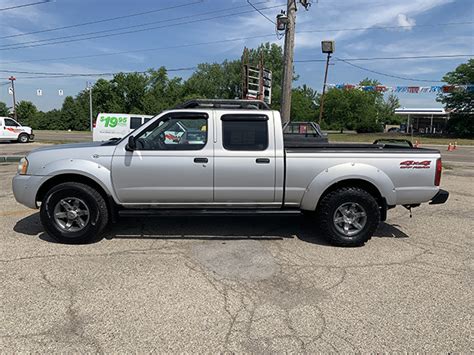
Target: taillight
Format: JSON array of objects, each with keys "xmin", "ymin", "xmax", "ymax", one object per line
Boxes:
[{"xmin": 434, "ymin": 158, "xmax": 442, "ymax": 186}]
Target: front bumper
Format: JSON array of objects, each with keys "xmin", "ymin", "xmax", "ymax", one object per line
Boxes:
[
  {"xmin": 12, "ymin": 174, "xmax": 45, "ymax": 209},
  {"xmin": 429, "ymin": 189, "xmax": 449, "ymax": 205},
  {"xmin": 29, "ymin": 134, "xmax": 35, "ymax": 141}
]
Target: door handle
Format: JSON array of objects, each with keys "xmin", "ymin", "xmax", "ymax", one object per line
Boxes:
[
  {"xmin": 256, "ymin": 158, "xmax": 270, "ymax": 164},
  {"xmin": 194, "ymin": 158, "xmax": 208, "ymax": 163}
]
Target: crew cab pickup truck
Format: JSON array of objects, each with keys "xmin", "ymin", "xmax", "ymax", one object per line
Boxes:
[{"xmin": 12, "ymin": 99, "xmax": 449, "ymax": 246}]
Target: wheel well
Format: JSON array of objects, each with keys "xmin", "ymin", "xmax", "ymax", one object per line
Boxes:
[
  {"xmin": 36, "ymin": 174, "xmax": 110, "ymax": 204},
  {"xmin": 317, "ymin": 179, "xmax": 387, "ymax": 219}
]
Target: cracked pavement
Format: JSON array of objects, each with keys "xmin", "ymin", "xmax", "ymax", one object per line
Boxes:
[{"xmin": 0, "ymin": 164, "xmax": 472, "ymax": 352}]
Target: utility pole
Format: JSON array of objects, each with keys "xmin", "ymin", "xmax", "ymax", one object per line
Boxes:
[
  {"xmin": 8, "ymin": 76, "xmax": 17, "ymax": 120},
  {"xmin": 87, "ymin": 82, "xmax": 93, "ymax": 131},
  {"xmin": 280, "ymin": 0, "xmax": 296, "ymax": 125}
]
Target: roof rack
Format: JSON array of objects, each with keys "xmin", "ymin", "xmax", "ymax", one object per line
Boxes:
[{"xmin": 175, "ymin": 99, "xmax": 271, "ymax": 110}]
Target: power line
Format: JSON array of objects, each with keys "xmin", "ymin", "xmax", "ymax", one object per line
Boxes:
[
  {"xmin": 298, "ymin": 21, "xmax": 474, "ymax": 33},
  {"xmin": 247, "ymin": 0, "xmax": 276, "ymax": 25},
  {"xmin": 1, "ymin": 18, "xmax": 471, "ymax": 53},
  {"xmin": 0, "ymin": 67, "xmax": 197, "ymax": 77},
  {"xmin": 335, "ymin": 57, "xmax": 446, "ymax": 83},
  {"xmin": 295, "ymin": 54, "xmax": 474, "ymax": 63},
  {"xmin": 10, "ymin": 67, "xmax": 198, "ymax": 80},
  {"xmin": 0, "ymin": 1, "xmax": 204, "ymax": 40},
  {"xmin": 0, "ymin": 34, "xmax": 278, "ymax": 65},
  {"xmin": 5, "ymin": 53, "xmax": 472, "ymax": 80},
  {"xmin": 0, "ymin": 0, "xmax": 51, "ymax": 12},
  {"xmin": 0, "ymin": 3, "xmax": 284, "ymax": 51}
]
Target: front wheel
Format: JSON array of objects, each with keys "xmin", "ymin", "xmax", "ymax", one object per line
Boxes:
[
  {"xmin": 18, "ymin": 133, "xmax": 29, "ymax": 143},
  {"xmin": 40, "ymin": 182, "xmax": 109, "ymax": 244},
  {"xmin": 317, "ymin": 187, "xmax": 380, "ymax": 247}
]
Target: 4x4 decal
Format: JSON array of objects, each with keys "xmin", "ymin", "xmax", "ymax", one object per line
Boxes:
[{"xmin": 400, "ymin": 160, "xmax": 431, "ymax": 169}]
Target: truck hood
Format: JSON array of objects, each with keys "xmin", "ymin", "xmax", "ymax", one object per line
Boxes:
[
  {"xmin": 32, "ymin": 141, "xmax": 105, "ymax": 153},
  {"xmin": 26, "ymin": 141, "xmax": 117, "ymax": 174}
]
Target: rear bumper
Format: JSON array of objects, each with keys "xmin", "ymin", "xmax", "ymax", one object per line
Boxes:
[{"xmin": 429, "ymin": 189, "xmax": 449, "ymax": 205}]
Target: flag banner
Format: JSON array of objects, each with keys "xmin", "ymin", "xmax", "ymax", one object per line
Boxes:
[{"xmin": 330, "ymin": 84, "xmax": 473, "ymax": 93}]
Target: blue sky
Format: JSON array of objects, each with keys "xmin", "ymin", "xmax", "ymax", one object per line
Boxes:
[{"xmin": 0, "ymin": 0, "xmax": 473, "ymax": 111}]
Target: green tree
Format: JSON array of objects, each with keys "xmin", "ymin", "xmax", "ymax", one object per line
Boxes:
[
  {"xmin": 143, "ymin": 67, "xmax": 185, "ymax": 114},
  {"xmin": 61, "ymin": 96, "xmax": 88, "ymax": 130},
  {"xmin": 437, "ymin": 59, "xmax": 474, "ymax": 136},
  {"xmin": 320, "ymin": 79, "xmax": 389, "ymax": 133},
  {"xmin": 0, "ymin": 101, "xmax": 9, "ymax": 116},
  {"xmin": 184, "ymin": 60, "xmax": 241, "ymax": 99},
  {"xmin": 290, "ymin": 85, "xmax": 319, "ymax": 121},
  {"xmin": 15, "ymin": 101, "xmax": 37, "ymax": 125}
]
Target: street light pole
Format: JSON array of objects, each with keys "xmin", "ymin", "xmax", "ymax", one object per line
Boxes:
[
  {"xmin": 318, "ymin": 52, "xmax": 331, "ymax": 124},
  {"xmin": 318, "ymin": 40, "xmax": 335, "ymax": 125},
  {"xmin": 8, "ymin": 76, "xmax": 17, "ymax": 120}
]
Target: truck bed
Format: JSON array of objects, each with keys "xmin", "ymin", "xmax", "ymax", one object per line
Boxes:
[{"xmin": 285, "ymin": 142, "xmax": 439, "ymax": 154}]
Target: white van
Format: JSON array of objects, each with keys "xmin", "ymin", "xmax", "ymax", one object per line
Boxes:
[
  {"xmin": 0, "ymin": 117, "xmax": 34, "ymax": 143},
  {"xmin": 92, "ymin": 113, "xmax": 154, "ymax": 142}
]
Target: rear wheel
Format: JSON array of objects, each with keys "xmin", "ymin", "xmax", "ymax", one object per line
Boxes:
[
  {"xmin": 40, "ymin": 182, "xmax": 108, "ymax": 244},
  {"xmin": 18, "ymin": 133, "xmax": 29, "ymax": 143},
  {"xmin": 317, "ymin": 187, "xmax": 380, "ymax": 247}
]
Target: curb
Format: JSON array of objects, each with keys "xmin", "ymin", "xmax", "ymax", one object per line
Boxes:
[{"xmin": 0, "ymin": 156, "xmax": 22, "ymax": 163}]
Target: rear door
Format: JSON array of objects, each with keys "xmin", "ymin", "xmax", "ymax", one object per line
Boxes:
[{"xmin": 214, "ymin": 112, "xmax": 276, "ymax": 204}]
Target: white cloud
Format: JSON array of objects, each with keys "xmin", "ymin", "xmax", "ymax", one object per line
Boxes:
[{"xmin": 397, "ymin": 14, "xmax": 416, "ymax": 30}]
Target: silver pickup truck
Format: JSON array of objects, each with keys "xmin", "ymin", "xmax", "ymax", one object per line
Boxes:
[{"xmin": 13, "ymin": 99, "xmax": 448, "ymax": 246}]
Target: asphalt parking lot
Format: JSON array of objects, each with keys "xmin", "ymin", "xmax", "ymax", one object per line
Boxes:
[{"xmin": 1, "ymin": 163, "xmax": 472, "ymax": 353}]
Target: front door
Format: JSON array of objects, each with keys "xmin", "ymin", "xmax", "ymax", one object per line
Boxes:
[
  {"xmin": 3, "ymin": 118, "xmax": 21, "ymax": 140},
  {"xmin": 111, "ymin": 111, "xmax": 213, "ymax": 205},
  {"xmin": 214, "ymin": 112, "xmax": 276, "ymax": 204}
]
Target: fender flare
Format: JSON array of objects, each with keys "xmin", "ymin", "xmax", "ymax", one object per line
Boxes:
[
  {"xmin": 300, "ymin": 162, "xmax": 396, "ymax": 211},
  {"xmin": 36, "ymin": 159, "xmax": 118, "ymax": 203}
]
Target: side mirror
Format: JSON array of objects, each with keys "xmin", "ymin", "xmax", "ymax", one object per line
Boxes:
[{"xmin": 125, "ymin": 135, "xmax": 136, "ymax": 151}]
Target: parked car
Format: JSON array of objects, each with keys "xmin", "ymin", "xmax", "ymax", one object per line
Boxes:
[
  {"xmin": 92, "ymin": 113, "xmax": 154, "ymax": 142},
  {"xmin": 0, "ymin": 117, "xmax": 34, "ymax": 143},
  {"xmin": 283, "ymin": 121, "xmax": 328, "ymax": 146},
  {"xmin": 13, "ymin": 99, "xmax": 448, "ymax": 246},
  {"xmin": 387, "ymin": 127, "xmax": 401, "ymax": 133}
]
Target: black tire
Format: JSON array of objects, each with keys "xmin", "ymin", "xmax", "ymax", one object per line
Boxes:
[
  {"xmin": 316, "ymin": 187, "xmax": 380, "ymax": 247},
  {"xmin": 40, "ymin": 182, "xmax": 109, "ymax": 244},
  {"xmin": 18, "ymin": 133, "xmax": 29, "ymax": 143}
]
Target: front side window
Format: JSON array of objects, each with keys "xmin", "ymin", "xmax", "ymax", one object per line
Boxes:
[
  {"xmin": 4, "ymin": 118, "xmax": 19, "ymax": 127},
  {"xmin": 130, "ymin": 117, "xmax": 142, "ymax": 130},
  {"xmin": 135, "ymin": 114, "xmax": 208, "ymax": 150},
  {"xmin": 222, "ymin": 114, "xmax": 268, "ymax": 151}
]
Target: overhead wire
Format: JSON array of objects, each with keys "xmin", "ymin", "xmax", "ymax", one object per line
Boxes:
[
  {"xmin": 0, "ymin": 1, "xmax": 204, "ymax": 40},
  {"xmin": 3, "ymin": 54, "xmax": 473, "ymax": 82},
  {"xmin": 247, "ymin": 0, "xmax": 276, "ymax": 24},
  {"xmin": 0, "ymin": 0, "xmax": 51, "ymax": 12},
  {"xmin": 335, "ymin": 57, "xmax": 446, "ymax": 83},
  {"xmin": 0, "ymin": 3, "xmax": 284, "ymax": 51}
]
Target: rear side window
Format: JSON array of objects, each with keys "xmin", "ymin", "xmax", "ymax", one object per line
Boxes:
[
  {"xmin": 222, "ymin": 114, "xmax": 268, "ymax": 151},
  {"xmin": 130, "ymin": 117, "xmax": 142, "ymax": 129}
]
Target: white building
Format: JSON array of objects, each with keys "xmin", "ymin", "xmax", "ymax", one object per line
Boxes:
[{"xmin": 394, "ymin": 108, "xmax": 450, "ymax": 134}]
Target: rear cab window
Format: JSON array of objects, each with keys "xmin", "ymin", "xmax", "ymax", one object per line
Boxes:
[
  {"xmin": 221, "ymin": 114, "xmax": 269, "ymax": 151},
  {"xmin": 130, "ymin": 117, "xmax": 142, "ymax": 130}
]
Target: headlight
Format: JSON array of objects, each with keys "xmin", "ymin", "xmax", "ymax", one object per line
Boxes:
[{"xmin": 17, "ymin": 157, "xmax": 28, "ymax": 175}]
